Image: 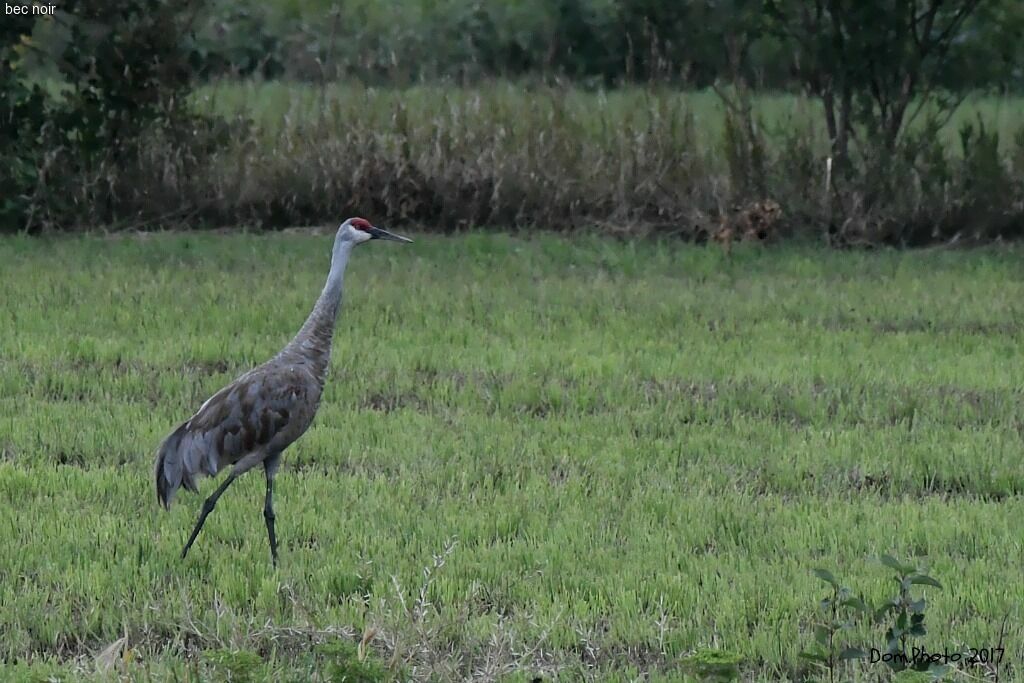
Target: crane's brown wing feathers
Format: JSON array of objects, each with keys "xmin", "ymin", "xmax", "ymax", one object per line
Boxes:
[{"xmin": 155, "ymin": 366, "xmax": 315, "ymax": 508}]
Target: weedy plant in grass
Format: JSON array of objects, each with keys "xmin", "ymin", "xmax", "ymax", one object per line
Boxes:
[
  {"xmin": 8, "ymin": 75, "xmax": 1024, "ymax": 247},
  {"xmin": 801, "ymin": 556, "xmax": 948, "ymax": 681},
  {"xmin": 892, "ymin": 672, "xmax": 939, "ymax": 683},
  {"xmin": 799, "ymin": 569, "xmax": 868, "ymax": 682},
  {"xmin": 874, "ymin": 555, "xmax": 945, "ymax": 677},
  {"xmin": 202, "ymin": 648, "xmax": 263, "ymax": 682},
  {"xmin": 314, "ymin": 640, "xmax": 391, "ymax": 683},
  {"xmin": 383, "ymin": 537, "xmax": 460, "ymax": 673},
  {"xmin": 679, "ymin": 647, "xmax": 742, "ymax": 682}
]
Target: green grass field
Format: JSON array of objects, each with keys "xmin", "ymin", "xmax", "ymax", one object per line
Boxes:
[{"xmin": 1, "ymin": 233, "xmax": 1022, "ymax": 681}]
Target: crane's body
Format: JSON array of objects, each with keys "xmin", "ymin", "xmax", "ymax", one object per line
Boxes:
[{"xmin": 154, "ymin": 218, "xmax": 411, "ymax": 564}]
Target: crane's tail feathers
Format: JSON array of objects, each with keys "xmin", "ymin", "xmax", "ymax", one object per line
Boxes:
[
  {"xmin": 155, "ymin": 421, "xmax": 216, "ymax": 509},
  {"xmin": 155, "ymin": 423, "xmax": 187, "ymax": 509}
]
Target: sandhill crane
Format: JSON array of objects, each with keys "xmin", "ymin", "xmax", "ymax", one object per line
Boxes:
[{"xmin": 154, "ymin": 218, "xmax": 412, "ymax": 564}]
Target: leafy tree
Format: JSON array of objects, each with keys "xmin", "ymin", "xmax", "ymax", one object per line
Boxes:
[
  {"xmin": 1, "ymin": 13, "xmax": 49, "ymax": 228},
  {"xmin": 761, "ymin": 0, "xmax": 1012, "ymax": 163},
  {"xmin": 1, "ymin": 0, "xmax": 202, "ymax": 231}
]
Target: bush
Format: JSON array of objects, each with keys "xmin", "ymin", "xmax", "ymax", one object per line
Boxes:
[
  {"xmin": 680, "ymin": 647, "xmax": 742, "ymax": 682},
  {"xmin": 186, "ymin": 0, "xmax": 1024, "ymax": 92},
  {"xmin": 0, "ymin": 12, "xmax": 48, "ymax": 229},
  {"xmin": 315, "ymin": 640, "xmax": 390, "ymax": 683},
  {"xmin": 1, "ymin": 0, "xmax": 204, "ymax": 232},
  {"xmin": 79, "ymin": 82, "xmax": 1021, "ymax": 246},
  {"xmin": 202, "ymin": 648, "xmax": 263, "ymax": 682},
  {"xmin": 6, "ymin": 70, "xmax": 1024, "ymax": 244}
]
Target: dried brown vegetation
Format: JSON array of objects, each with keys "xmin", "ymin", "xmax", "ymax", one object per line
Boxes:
[
  {"xmin": 18, "ymin": 84, "xmax": 1024, "ymax": 246},
  {"xmin": 712, "ymin": 198, "xmax": 784, "ymax": 252}
]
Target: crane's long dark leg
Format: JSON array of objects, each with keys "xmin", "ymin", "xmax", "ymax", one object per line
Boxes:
[
  {"xmin": 263, "ymin": 454, "xmax": 281, "ymax": 566},
  {"xmin": 181, "ymin": 471, "xmax": 238, "ymax": 560}
]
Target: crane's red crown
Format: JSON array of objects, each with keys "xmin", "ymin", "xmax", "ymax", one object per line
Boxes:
[{"xmin": 350, "ymin": 217, "xmax": 373, "ymax": 231}]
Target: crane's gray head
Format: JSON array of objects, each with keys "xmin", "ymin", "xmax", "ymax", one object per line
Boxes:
[{"xmin": 339, "ymin": 217, "xmax": 413, "ymax": 245}]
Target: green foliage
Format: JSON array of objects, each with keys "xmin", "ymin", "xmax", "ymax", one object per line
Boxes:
[
  {"xmin": 194, "ymin": 0, "xmax": 718, "ymax": 84},
  {"xmin": 157, "ymin": 82, "xmax": 1021, "ymax": 245},
  {"xmin": 719, "ymin": 84, "xmax": 767, "ymax": 201},
  {"xmin": 189, "ymin": 4, "xmax": 285, "ymax": 79},
  {"xmin": 748, "ymin": 0, "xmax": 1024, "ymax": 242},
  {"xmin": 680, "ymin": 648, "xmax": 742, "ymax": 682},
  {"xmin": 315, "ymin": 641, "xmax": 390, "ymax": 682},
  {"xmin": 55, "ymin": 0, "xmax": 198, "ymax": 152},
  {"xmin": 801, "ymin": 557, "xmax": 950, "ymax": 680},
  {"xmin": 203, "ymin": 648, "xmax": 264, "ymax": 682},
  {"xmin": 959, "ymin": 115, "xmax": 1013, "ymax": 213},
  {"xmin": 1013, "ymin": 125, "xmax": 1024, "ymax": 177},
  {"xmin": 799, "ymin": 569, "xmax": 867, "ymax": 682},
  {"xmin": 0, "ymin": 661, "xmax": 71, "ymax": 683},
  {"xmin": 0, "ymin": 0, "xmax": 204, "ymax": 232},
  {"xmin": 760, "ymin": 0, "xmax": 1010, "ymax": 160},
  {"xmin": 893, "ymin": 672, "xmax": 939, "ymax": 683},
  {"xmin": 188, "ymin": 0, "xmax": 1024, "ymax": 92},
  {"xmin": 0, "ymin": 13, "xmax": 48, "ymax": 229},
  {"xmin": 5, "ymin": 1, "xmax": 1024, "ymax": 240},
  {"xmin": 875, "ymin": 556, "xmax": 944, "ymax": 675}
]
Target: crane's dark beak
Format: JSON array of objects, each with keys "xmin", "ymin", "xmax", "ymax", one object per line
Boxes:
[{"xmin": 367, "ymin": 227, "xmax": 413, "ymax": 243}]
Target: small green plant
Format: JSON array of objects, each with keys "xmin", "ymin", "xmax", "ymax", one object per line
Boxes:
[
  {"xmin": 315, "ymin": 640, "xmax": 389, "ymax": 683},
  {"xmin": 892, "ymin": 671, "xmax": 937, "ymax": 683},
  {"xmin": 801, "ymin": 557, "xmax": 951, "ymax": 681},
  {"xmin": 202, "ymin": 648, "xmax": 263, "ymax": 683},
  {"xmin": 799, "ymin": 569, "xmax": 867, "ymax": 682},
  {"xmin": 680, "ymin": 647, "xmax": 742, "ymax": 682},
  {"xmin": 874, "ymin": 555, "xmax": 945, "ymax": 676}
]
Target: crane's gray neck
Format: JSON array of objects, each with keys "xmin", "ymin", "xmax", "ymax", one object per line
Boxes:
[{"xmin": 278, "ymin": 235, "xmax": 354, "ymax": 384}]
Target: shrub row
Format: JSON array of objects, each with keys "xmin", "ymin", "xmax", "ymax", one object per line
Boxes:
[
  {"xmin": 192, "ymin": 0, "xmax": 1024, "ymax": 93},
  {"xmin": 20, "ymin": 82, "xmax": 1024, "ymax": 246}
]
